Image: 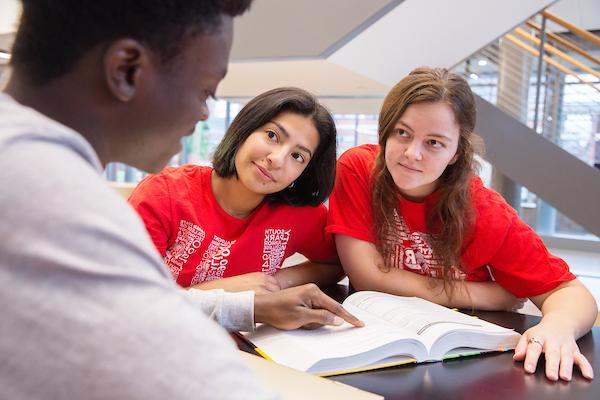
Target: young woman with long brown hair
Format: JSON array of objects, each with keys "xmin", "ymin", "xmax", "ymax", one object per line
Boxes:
[{"xmin": 327, "ymin": 67, "xmax": 596, "ymax": 381}]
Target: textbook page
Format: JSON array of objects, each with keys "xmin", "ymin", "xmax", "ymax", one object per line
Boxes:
[
  {"xmin": 247, "ymin": 304, "xmax": 425, "ymax": 373},
  {"xmin": 246, "ymin": 291, "xmax": 520, "ymax": 374},
  {"xmin": 344, "ymin": 291, "xmax": 520, "ymax": 358}
]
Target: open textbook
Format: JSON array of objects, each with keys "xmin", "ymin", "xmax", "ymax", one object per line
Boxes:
[{"xmin": 245, "ymin": 291, "xmax": 521, "ymax": 376}]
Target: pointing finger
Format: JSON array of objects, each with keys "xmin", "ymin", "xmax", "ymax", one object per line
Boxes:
[
  {"xmin": 309, "ymin": 290, "xmax": 364, "ymax": 327},
  {"xmin": 299, "ymin": 308, "xmax": 345, "ymax": 328}
]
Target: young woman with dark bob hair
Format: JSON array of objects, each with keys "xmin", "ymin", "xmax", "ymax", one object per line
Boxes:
[
  {"xmin": 129, "ymin": 87, "xmax": 343, "ymax": 294},
  {"xmin": 327, "ymin": 67, "xmax": 596, "ymax": 381}
]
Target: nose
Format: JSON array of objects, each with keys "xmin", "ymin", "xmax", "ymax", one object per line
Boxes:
[
  {"xmin": 404, "ymin": 140, "xmax": 423, "ymax": 161},
  {"xmin": 267, "ymin": 147, "xmax": 286, "ymax": 168}
]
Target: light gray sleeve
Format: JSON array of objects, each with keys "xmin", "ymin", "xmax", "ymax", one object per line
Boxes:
[
  {"xmin": 0, "ymin": 138, "xmax": 277, "ymax": 399},
  {"xmin": 184, "ymin": 289, "xmax": 256, "ymax": 332}
]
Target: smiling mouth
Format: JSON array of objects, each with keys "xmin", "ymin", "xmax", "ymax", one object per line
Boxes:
[
  {"xmin": 253, "ymin": 162, "xmax": 275, "ymax": 182},
  {"xmin": 399, "ymin": 163, "xmax": 422, "ymax": 173}
]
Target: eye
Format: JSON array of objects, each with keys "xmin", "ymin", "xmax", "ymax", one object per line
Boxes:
[
  {"xmin": 291, "ymin": 152, "xmax": 305, "ymax": 163},
  {"xmin": 428, "ymin": 139, "xmax": 444, "ymax": 149},
  {"xmin": 394, "ymin": 128, "xmax": 409, "ymax": 138},
  {"xmin": 266, "ymin": 130, "xmax": 278, "ymax": 142}
]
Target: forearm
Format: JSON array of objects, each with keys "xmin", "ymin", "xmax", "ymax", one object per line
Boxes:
[
  {"xmin": 336, "ymin": 234, "xmax": 517, "ymax": 310},
  {"xmin": 191, "ymin": 277, "xmax": 237, "ymax": 292},
  {"xmin": 189, "ymin": 272, "xmax": 281, "ymax": 294},
  {"xmin": 350, "ymin": 266, "xmax": 464, "ymax": 308},
  {"xmin": 347, "ymin": 259, "xmax": 518, "ymax": 310},
  {"xmin": 183, "ymin": 288, "xmax": 255, "ymax": 331},
  {"xmin": 533, "ymin": 280, "xmax": 597, "ymax": 339},
  {"xmin": 338, "ymin": 235, "xmax": 467, "ymax": 307},
  {"xmin": 274, "ymin": 261, "xmax": 344, "ymax": 289}
]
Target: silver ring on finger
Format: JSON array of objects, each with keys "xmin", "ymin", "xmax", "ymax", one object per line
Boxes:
[{"xmin": 528, "ymin": 336, "xmax": 544, "ymax": 348}]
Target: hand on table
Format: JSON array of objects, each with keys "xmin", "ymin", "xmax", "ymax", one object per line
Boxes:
[
  {"xmin": 513, "ymin": 321, "xmax": 593, "ymax": 381},
  {"xmin": 191, "ymin": 272, "xmax": 281, "ymax": 295},
  {"xmin": 254, "ymin": 283, "xmax": 364, "ymax": 330}
]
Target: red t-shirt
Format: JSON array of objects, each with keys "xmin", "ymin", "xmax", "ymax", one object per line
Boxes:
[
  {"xmin": 326, "ymin": 144, "xmax": 575, "ymax": 298},
  {"xmin": 129, "ymin": 165, "xmax": 335, "ymax": 288}
]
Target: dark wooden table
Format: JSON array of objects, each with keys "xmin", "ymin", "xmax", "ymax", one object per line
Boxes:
[{"xmin": 238, "ymin": 285, "xmax": 599, "ymax": 399}]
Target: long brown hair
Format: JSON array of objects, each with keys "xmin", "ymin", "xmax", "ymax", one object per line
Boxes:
[{"xmin": 372, "ymin": 67, "xmax": 482, "ymax": 283}]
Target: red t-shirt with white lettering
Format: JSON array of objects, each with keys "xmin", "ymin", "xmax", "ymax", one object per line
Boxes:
[
  {"xmin": 326, "ymin": 144, "xmax": 575, "ymax": 298},
  {"xmin": 128, "ymin": 165, "xmax": 335, "ymax": 288}
]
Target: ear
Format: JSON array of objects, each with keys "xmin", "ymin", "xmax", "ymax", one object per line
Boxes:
[
  {"xmin": 102, "ymin": 39, "xmax": 151, "ymax": 102},
  {"xmin": 448, "ymin": 152, "xmax": 459, "ymax": 165}
]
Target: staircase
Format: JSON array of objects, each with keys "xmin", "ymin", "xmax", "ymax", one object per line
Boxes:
[{"xmin": 453, "ymin": 10, "xmax": 600, "ymax": 238}]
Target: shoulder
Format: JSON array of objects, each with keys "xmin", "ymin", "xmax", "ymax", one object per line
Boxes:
[
  {"xmin": 338, "ymin": 144, "xmax": 379, "ymax": 167},
  {"xmin": 135, "ymin": 164, "xmax": 211, "ymax": 194},
  {"xmin": 0, "ymin": 95, "xmax": 103, "ymax": 171},
  {"xmin": 1, "ymin": 131, "xmax": 109, "ymax": 206},
  {"xmin": 337, "ymin": 144, "xmax": 379, "ymax": 178},
  {"xmin": 469, "ymin": 176, "xmax": 518, "ymax": 231},
  {"xmin": 151, "ymin": 164, "xmax": 210, "ymax": 184},
  {"xmin": 0, "ymin": 137, "xmax": 162, "ymax": 266},
  {"xmin": 128, "ymin": 165, "xmax": 214, "ymax": 221}
]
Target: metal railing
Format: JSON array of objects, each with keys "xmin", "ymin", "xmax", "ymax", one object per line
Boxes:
[
  {"xmin": 453, "ymin": 10, "xmax": 600, "ymax": 239},
  {"xmin": 455, "ymin": 10, "xmax": 599, "ymax": 165}
]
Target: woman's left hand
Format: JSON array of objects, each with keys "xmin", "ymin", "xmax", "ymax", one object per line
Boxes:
[{"xmin": 513, "ymin": 321, "xmax": 593, "ymax": 381}]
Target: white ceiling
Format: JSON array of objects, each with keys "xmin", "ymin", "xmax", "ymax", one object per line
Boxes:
[
  {"xmin": 0, "ymin": 0, "xmax": 19, "ymax": 51},
  {"xmin": 549, "ymin": 0, "xmax": 600, "ymax": 31},
  {"xmin": 230, "ymin": 0, "xmax": 400, "ymax": 60},
  {"xmin": 220, "ymin": 0, "xmax": 557, "ymax": 112},
  {"xmin": 219, "ymin": 60, "xmax": 389, "ymax": 106},
  {"xmin": 219, "ymin": 59, "xmax": 390, "ymax": 114},
  {"xmin": 327, "ymin": 0, "xmax": 556, "ymax": 87},
  {"xmin": 0, "ymin": 0, "xmax": 19, "ymax": 35}
]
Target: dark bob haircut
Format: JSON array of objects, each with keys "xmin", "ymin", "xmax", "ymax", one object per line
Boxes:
[
  {"xmin": 10, "ymin": 0, "xmax": 253, "ymax": 85},
  {"xmin": 212, "ymin": 87, "xmax": 337, "ymax": 207}
]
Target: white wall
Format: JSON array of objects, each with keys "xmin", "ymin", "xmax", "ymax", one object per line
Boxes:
[
  {"xmin": 0, "ymin": 0, "xmax": 20, "ymax": 35},
  {"xmin": 550, "ymin": 0, "xmax": 600, "ymax": 31},
  {"xmin": 328, "ymin": 0, "xmax": 555, "ymax": 86}
]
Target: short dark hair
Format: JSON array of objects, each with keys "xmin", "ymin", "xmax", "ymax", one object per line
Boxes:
[
  {"xmin": 213, "ymin": 87, "xmax": 337, "ymax": 207},
  {"xmin": 10, "ymin": 0, "xmax": 253, "ymax": 85}
]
